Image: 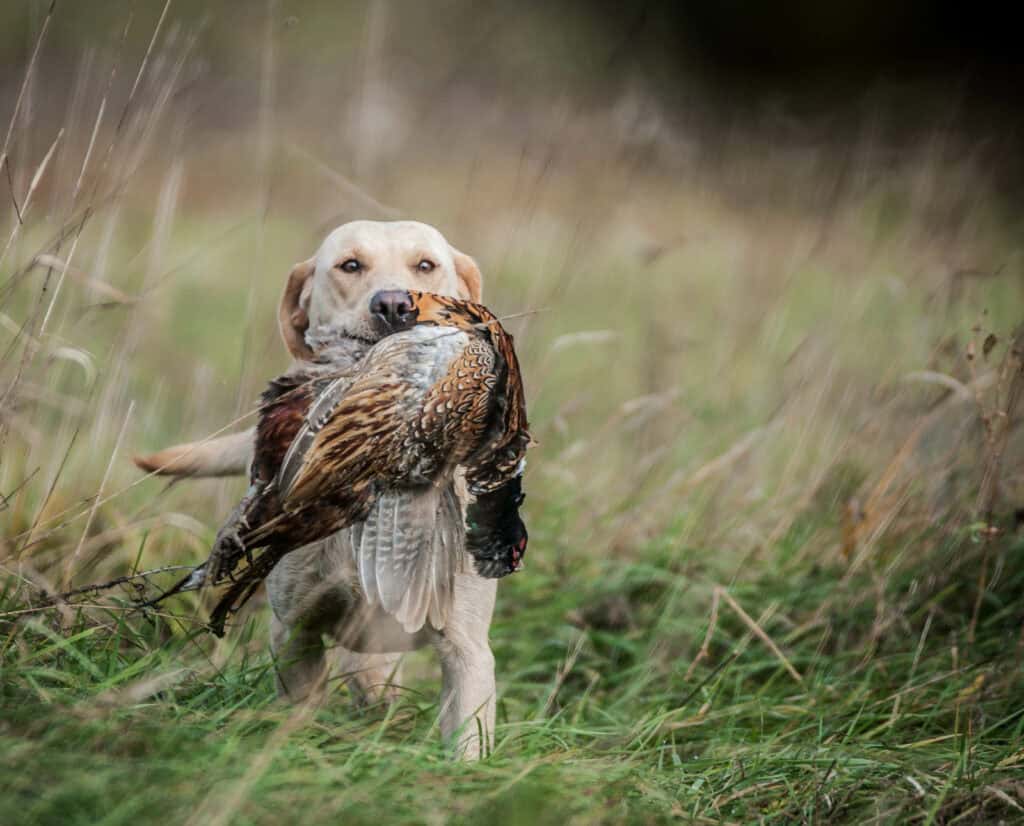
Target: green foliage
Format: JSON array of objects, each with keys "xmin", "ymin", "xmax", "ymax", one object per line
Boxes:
[
  {"xmin": 2, "ymin": 529, "xmax": 1023, "ymax": 825},
  {"xmin": 3, "ymin": 3, "xmax": 1024, "ymax": 823}
]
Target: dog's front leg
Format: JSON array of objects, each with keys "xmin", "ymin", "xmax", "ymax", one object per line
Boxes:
[
  {"xmin": 334, "ymin": 649, "xmax": 404, "ymax": 707},
  {"xmin": 433, "ymin": 572, "xmax": 498, "ymax": 760},
  {"xmin": 270, "ymin": 614, "xmax": 328, "ymax": 702}
]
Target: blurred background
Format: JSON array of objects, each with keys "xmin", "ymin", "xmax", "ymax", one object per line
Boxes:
[{"xmin": 1, "ymin": 2, "xmax": 1023, "ymax": 823}]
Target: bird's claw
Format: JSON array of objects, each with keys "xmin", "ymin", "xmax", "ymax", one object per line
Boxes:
[
  {"xmin": 180, "ymin": 564, "xmax": 208, "ymax": 591},
  {"xmin": 209, "ymin": 526, "xmax": 246, "ymax": 584},
  {"xmin": 467, "ymin": 530, "xmax": 527, "ymax": 579}
]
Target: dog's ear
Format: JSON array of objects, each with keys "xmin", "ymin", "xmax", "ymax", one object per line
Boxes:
[
  {"xmin": 451, "ymin": 247, "xmax": 483, "ymax": 302},
  {"xmin": 279, "ymin": 257, "xmax": 316, "ymax": 360}
]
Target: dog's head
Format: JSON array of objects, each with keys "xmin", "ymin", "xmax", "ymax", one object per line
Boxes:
[{"xmin": 279, "ymin": 220, "xmax": 483, "ymax": 360}]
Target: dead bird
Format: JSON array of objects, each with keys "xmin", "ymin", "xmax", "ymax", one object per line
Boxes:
[{"xmin": 160, "ymin": 291, "xmax": 531, "ymax": 636}]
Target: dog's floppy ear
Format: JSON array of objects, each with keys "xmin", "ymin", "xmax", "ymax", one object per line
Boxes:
[
  {"xmin": 451, "ymin": 247, "xmax": 483, "ymax": 302},
  {"xmin": 279, "ymin": 257, "xmax": 316, "ymax": 360}
]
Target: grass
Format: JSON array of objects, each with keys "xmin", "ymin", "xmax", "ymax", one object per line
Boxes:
[
  {"xmin": 3, "ymin": 3, "xmax": 1024, "ymax": 824},
  {"xmin": 3, "ymin": 525, "xmax": 1024, "ymax": 824}
]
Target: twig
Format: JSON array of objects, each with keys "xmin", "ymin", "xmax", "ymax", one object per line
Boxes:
[
  {"xmin": 0, "ymin": 564, "xmax": 202, "ymax": 625},
  {"xmin": 0, "ymin": 128, "xmax": 64, "ymax": 266},
  {"xmin": 33, "ymin": 254, "xmax": 136, "ymax": 303},
  {"xmin": 9, "ymin": 425, "xmax": 81, "ymax": 561},
  {"xmin": 31, "ymin": 564, "xmax": 195, "ymax": 604}
]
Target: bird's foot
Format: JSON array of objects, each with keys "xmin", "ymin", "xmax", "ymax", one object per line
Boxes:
[
  {"xmin": 466, "ymin": 477, "xmax": 528, "ymax": 579},
  {"xmin": 467, "ymin": 522, "xmax": 527, "ymax": 579},
  {"xmin": 466, "ymin": 474, "xmax": 528, "ymax": 577},
  {"xmin": 208, "ymin": 527, "xmax": 247, "ymax": 584}
]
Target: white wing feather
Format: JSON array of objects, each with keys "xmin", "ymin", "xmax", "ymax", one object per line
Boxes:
[{"xmin": 353, "ymin": 484, "xmax": 462, "ymax": 632}]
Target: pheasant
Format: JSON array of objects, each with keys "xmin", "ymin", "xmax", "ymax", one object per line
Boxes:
[{"xmin": 158, "ymin": 291, "xmax": 531, "ymax": 636}]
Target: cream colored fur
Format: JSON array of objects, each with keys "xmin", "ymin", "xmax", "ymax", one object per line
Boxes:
[{"xmin": 135, "ymin": 221, "xmax": 497, "ymax": 758}]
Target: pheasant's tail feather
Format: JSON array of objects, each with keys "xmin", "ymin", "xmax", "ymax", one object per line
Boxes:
[{"xmin": 353, "ymin": 485, "xmax": 462, "ymax": 633}]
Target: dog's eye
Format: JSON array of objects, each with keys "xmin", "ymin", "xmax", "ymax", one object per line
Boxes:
[
  {"xmin": 336, "ymin": 258, "xmax": 362, "ymax": 273},
  {"xmin": 416, "ymin": 259, "xmax": 436, "ymax": 274}
]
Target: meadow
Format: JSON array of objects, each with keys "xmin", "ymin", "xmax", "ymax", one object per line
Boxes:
[{"xmin": 2, "ymin": 4, "xmax": 1024, "ymax": 824}]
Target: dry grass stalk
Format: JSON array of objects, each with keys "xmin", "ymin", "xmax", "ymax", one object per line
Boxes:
[
  {"xmin": 718, "ymin": 586, "xmax": 803, "ymax": 685},
  {"xmin": 968, "ymin": 325, "xmax": 1024, "ymax": 642},
  {"xmin": 62, "ymin": 401, "xmax": 134, "ymax": 592},
  {"xmin": 973, "ymin": 326, "xmax": 1024, "ymax": 522},
  {"xmin": 684, "ymin": 586, "xmax": 721, "ymax": 680}
]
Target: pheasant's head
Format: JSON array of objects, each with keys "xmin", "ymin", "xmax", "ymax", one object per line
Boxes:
[{"xmin": 369, "ymin": 290, "xmax": 496, "ymax": 336}]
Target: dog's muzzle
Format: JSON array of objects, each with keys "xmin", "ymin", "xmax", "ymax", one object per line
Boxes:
[{"xmin": 369, "ymin": 290, "xmax": 417, "ymax": 332}]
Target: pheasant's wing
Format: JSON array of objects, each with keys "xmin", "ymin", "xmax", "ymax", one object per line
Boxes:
[
  {"xmin": 351, "ymin": 484, "xmax": 464, "ymax": 632},
  {"xmin": 276, "ymin": 374, "xmax": 355, "ymax": 498},
  {"xmin": 453, "ymin": 308, "xmax": 532, "ymax": 578},
  {"xmin": 426, "ymin": 483, "xmax": 466, "ymax": 629},
  {"xmin": 464, "ymin": 309, "xmax": 531, "ymax": 494},
  {"xmin": 281, "ymin": 327, "xmax": 493, "ymax": 632},
  {"xmin": 280, "ymin": 327, "xmax": 492, "ymax": 506},
  {"xmin": 278, "ymin": 373, "xmax": 414, "ymax": 506}
]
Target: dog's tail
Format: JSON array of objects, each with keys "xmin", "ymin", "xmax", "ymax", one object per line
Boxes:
[{"xmin": 133, "ymin": 428, "xmax": 255, "ymax": 478}]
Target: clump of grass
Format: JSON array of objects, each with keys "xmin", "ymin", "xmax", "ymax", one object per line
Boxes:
[
  {"xmin": 3, "ymin": 520, "xmax": 1023, "ymax": 824},
  {"xmin": 2, "ymin": 3, "xmax": 1024, "ymax": 825}
]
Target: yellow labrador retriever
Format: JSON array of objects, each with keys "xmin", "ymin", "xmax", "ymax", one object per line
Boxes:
[{"xmin": 136, "ymin": 221, "xmax": 499, "ymax": 758}]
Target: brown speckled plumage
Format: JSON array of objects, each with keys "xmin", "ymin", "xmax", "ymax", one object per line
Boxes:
[{"xmin": 177, "ymin": 293, "xmax": 531, "ymax": 636}]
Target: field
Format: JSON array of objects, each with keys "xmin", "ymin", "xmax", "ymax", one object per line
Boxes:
[{"xmin": 2, "ymin": 4, "xmax": 1024, "ymax": 824}]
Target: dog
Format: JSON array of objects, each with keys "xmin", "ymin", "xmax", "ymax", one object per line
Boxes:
[{"xmin": 135, "ymin": 221, "xmax": 503, "ymax": 758}]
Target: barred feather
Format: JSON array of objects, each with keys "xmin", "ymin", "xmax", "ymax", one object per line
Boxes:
[{"xmin": 178, "ymin": 292, "xmax": 532, "ymax": 636}]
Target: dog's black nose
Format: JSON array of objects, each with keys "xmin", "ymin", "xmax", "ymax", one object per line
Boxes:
[{"xmin": 369, "ymin": 290, "xmax": 416, "ymax": 331}]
